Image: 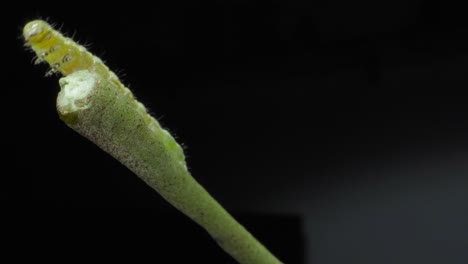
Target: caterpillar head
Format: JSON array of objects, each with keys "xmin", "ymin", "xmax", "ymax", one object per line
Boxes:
[{"xmin": 23, "ymin": 20, "xmax": 52, "ymax": 45}]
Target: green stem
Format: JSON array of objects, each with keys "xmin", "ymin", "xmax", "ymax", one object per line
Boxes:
[{"xmin": 57, "ymin": 70, "xmax": 282, "ymax": 264}]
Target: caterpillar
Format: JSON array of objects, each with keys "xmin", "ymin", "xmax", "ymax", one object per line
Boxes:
[
  {"xmin": 23, "ymin": 20, "xmax": 186, "ymax": 166},
  {"xmin": 23, "ymin": 20, "xmax": 133, "ymax": 95}
]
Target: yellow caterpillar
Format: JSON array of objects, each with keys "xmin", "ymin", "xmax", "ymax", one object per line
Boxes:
[{"xmin": 23, "ymin": 20, "xmax": 128, "ymax": 95}]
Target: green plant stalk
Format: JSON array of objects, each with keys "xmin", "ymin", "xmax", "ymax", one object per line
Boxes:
[{"xmin": 56, "ymin": 70, "xmax": 282, "ymax": 264}]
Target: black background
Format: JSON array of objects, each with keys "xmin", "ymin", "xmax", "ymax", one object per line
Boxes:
[{"xmin": 5, "ymin": 1, "xmax": 468, "ymax": 263}]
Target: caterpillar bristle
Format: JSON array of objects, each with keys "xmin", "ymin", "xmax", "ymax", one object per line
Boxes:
[
  {"xmin": 34, "ymin": 57, "xmax": 44, "ymax": 65},
  {"xmin": 45, "ymin": 67, "xmax": 58, "ymax": 77}
]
